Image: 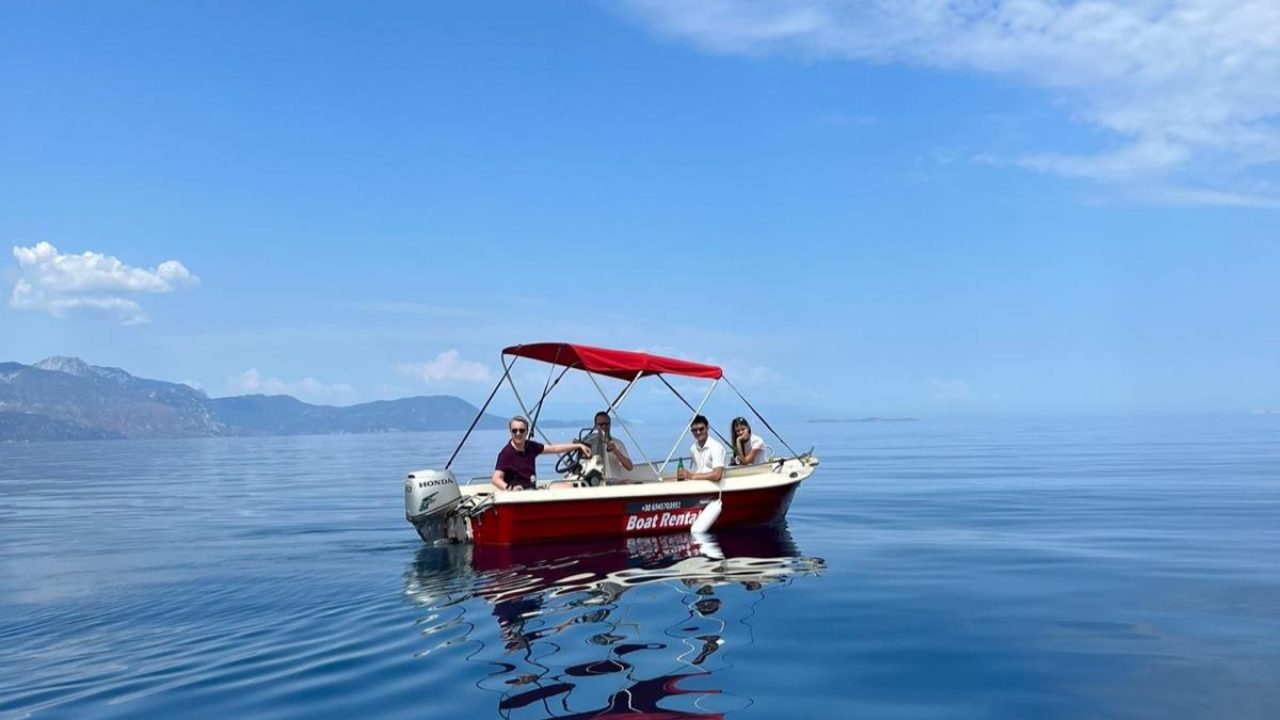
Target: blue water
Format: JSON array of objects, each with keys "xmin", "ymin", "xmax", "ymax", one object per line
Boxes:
[{"xmin": 2, "ymin": 417, "xmax": 1278, "ymax": 719}]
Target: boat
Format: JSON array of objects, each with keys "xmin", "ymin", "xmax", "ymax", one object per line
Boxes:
[{"xmin": 403, "ymin": 342, "xmax": 819, "ymax": 545}]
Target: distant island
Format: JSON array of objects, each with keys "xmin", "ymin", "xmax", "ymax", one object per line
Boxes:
[{"xmin": 0, "ymin": 356, "xmax": 536, "ymax": 442}]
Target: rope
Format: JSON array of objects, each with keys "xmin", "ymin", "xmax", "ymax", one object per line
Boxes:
[{"xmin": 724, "ymin": 376, "xmax": 799, "ymax": 458}]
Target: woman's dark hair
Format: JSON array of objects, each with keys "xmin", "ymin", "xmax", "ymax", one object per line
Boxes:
[{"xmin": 730, "ymin": 416, "xmax": 750, "ymax": 456}]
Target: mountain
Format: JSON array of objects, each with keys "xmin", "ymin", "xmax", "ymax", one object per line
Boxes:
[
  {"xmin": 0, "ymin": 411, "xmax": 122, "ymax": 441},
  {"xmin": 0, "ymin": 357, "xmax": 507, "ymax": 442},
  {"xmin": 206, "ymin": 394, "xmax": 502, "ymax": 435},
  {"xmin": 0, "ymin": 358, "xmax": 225, "ymax": 439}
]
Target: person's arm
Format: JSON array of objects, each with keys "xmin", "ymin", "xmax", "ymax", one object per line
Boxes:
[
  {"xmin": 609, "ymin": 440, "xmax": 633, "ymax": 470},
  {"xmin": 491, "ymin": 469, "xmax": 521, "ymax": 491},
  {"xmin": 541, "ymin": 441, "xmax": 592, "ymax": 457},
  {"xmin": 684, "ymin": 464, "xmax": 724, "ymax": 481},
  {"xmin": 703, "ymin": 443, "xmax": 727, "ymax": 481},
  {"xmin": 743, "ymin": 445, "xmax": 763, "ymax": 464},
  {"xmin": 694, "ymin": 465, "xmax": 724, "ymax": 481},
  {"xmin": 677, "ymin": 451, "xmax": 725, "ymax": 481}
]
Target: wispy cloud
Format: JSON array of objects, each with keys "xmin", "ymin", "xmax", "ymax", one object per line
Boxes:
[
  {"xmin": 341, "ymin": 301, "xmax": 482, "ymax": 318},
  {"xmin": 1132, "ymin": 183, "xmax": 1280, "ymax": 209},
  {"xmin": 715, "ymin": 357, "xmax": 784, "ymax": 386},
  {"xmin": 397, "ymin": 350, "xmax": 493, "ymax": 383},
  {"xmin": 928, "ymin": 377, "xmax": 978, "ymax": 404},
  {"xmin": 225, "ymin": 369, "xmax": 355, "ymax": 404},
  {"xmin": 620, "ymin": 0, "xmax": 1280, "ymax": 204},
  {"xmin": 9, "ymin": 242, "xmax": 199, "ymax": 324},
  {"xmin": 629, "ymin": 345, "xmax": 784, "ymax": 387}
]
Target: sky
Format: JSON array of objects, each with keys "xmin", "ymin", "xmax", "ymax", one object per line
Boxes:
[{"xmin": 1, "ymin": 0, "xmax": 1277, "ymax": 418}]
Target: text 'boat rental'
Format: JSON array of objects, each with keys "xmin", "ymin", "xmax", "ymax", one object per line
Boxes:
[{"xmin": 403, "ymin": 343, "xmax": 819, "ymax": 545}]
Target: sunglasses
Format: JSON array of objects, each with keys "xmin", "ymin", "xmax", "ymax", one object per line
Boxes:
[
  {"xmin": 691, "ymin": 426, "xmax": 708, "ymax": 433},
  {"xmin": 510, "ymin": 427, "xmax": 528, "ymax": 435}
]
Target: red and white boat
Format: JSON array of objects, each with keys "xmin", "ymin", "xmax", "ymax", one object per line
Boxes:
[{"xmin": 404, "ymin": 343, "xmax": 819, "ymax": 545}]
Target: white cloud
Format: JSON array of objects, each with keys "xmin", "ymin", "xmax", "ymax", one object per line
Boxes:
[
  {"xmin": 225, "ymin": 368, "xmax": 356, "ymax": 404},
  {"xmin": 627, "ymin": 346, "xmax": 782, "ymax": 386},
  {"xmin": 720, "ymin": 359, "xmax": 784, "ymax": 386},
  {"xmin": 633, "ymin": 344, "xmax": 681, "ymax": 358},
  {"xmin": 928, "ymin": 377, "xmax": 978, "ymax": 403},
  {"xmin": 9, "ymin": 242, "xmax": 200, "ymax": 324},
  {"xmin": 621, "ymin": 0, "xmax": 1280, "ymax": 203},
  {"xmin": 1132, "ymin": 183, "xmax": 1280, "ymax": 208},
  {"xmin": 397, "ymin": 350, "xmax": 493, "ymax": 383}
]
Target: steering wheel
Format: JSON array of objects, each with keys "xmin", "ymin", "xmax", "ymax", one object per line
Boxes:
[{"xmin": 555, "ymin": 447, "xmax": 583, "ymax": 475}]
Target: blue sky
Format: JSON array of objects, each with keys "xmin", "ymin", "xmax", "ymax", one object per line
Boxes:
[{"xmin": 1, "ymin": 0, "xmax": 1276, "ymax": 417}]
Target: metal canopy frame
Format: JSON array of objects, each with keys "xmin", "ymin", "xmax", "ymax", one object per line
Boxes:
[{"xmin": 445, "ymin": 346, "xmax": 797, "ymax": 474}]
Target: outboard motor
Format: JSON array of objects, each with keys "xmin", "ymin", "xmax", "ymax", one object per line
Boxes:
[{"xmin": 404, "ymin": 469, "xmax": 462, "ymax": 542}]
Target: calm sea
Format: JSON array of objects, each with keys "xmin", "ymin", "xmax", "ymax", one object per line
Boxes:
[{"xmin": 1, "ymin": 417, "xmax": 1277, "ymax": 719}]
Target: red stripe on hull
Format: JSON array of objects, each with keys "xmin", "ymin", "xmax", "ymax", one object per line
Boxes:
[{"xmin": 470, "ymin": 480, "xmax": 800, "ymax": 546}]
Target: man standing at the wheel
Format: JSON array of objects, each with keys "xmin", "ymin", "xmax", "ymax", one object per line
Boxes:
[{"xmin": 491, "ymin": 415, "xmax": 591, "ymax": 492}]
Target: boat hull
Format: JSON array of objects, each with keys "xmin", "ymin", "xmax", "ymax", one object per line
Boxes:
[{"xmin": 469, "ymin": 472, "xmax": 805, "ymax": 546}]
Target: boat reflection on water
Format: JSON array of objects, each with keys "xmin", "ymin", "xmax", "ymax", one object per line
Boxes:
[{"xmin": 403, "ymin": 527, "xmax": 825, "ymax": 719}]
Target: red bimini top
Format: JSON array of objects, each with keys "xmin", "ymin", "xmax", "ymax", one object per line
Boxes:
[{"xmin": 502, "ymin": 343, "xmax": 723, "ymax": 382}]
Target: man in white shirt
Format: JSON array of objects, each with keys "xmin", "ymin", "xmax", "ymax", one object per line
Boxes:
[{"xmin": 676, "ymin": 414, "xmax": 725, "ymax": 482}]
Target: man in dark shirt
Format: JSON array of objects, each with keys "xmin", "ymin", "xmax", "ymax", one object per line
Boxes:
[{"xmin": 492, "ymin": 415, "xmax": 591, "ymax": 491}]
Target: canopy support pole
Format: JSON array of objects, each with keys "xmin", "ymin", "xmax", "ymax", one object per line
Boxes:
[
  {"xmin": 527, "ymin": 364, "xmax": 572, "ymax": 435},
  {"xmin": 725, "ymin": 377, "xmax": 800, "ymax": 458},
  {"xmin": 607, "ymin": 371, "xmax": 643, "ymax": 413},
  {"xmin": 500, "ymin": 354, "xmax": 561, "ymax": 443},
  {"xmin": 528, "ymin": 344, "xmax": 560, "ymax": 435},
  {"xmin": 658, "ymin": 375, "xmax": 732, "ymax": 446},
  {"xmin": 657, "ymin": 378, "xmax": 719, "ymax": 477},
  {"xmin": 499, "ymin": 355, "xmax": 534, "ymax": 437},
  {"xmin": 445, "ymin": 359, "xmax": 514, "ymax": 470},
  {"xmin": 585, "ymin": 370, "xmax": 655, "ymax": 480},
  {"xmin": 529, "ymin": 346, "xmax": 571, "ymax": 437}
]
